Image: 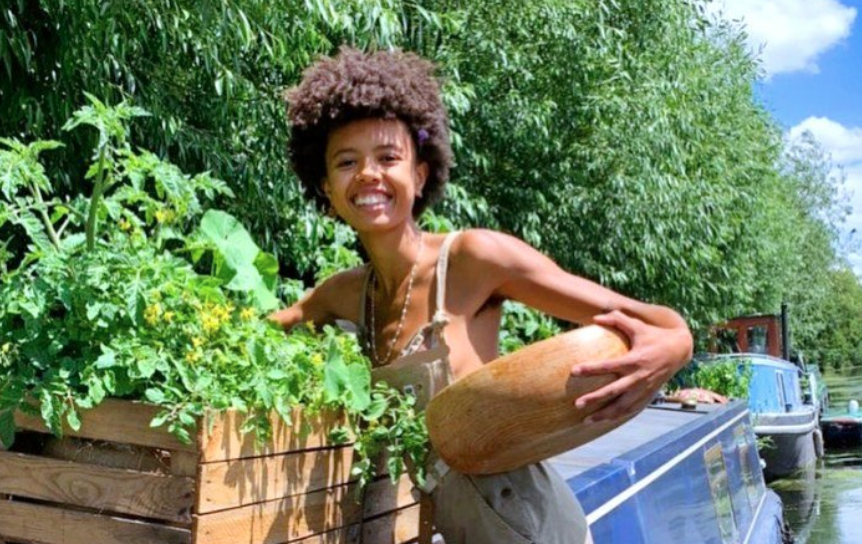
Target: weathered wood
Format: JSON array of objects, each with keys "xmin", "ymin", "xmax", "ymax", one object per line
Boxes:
[
  {"xmin": 14, "ymin": 399, "xmax": 195, "ymax": 453},
  {"xmin": 200, "ymin": 408, "xmax": 346, "ymax": 462},
  {"xmin": 194, "ymin": 474, "xmax": 416, "ymax": 544},
  {"xmin": 0, "ymin": 499, "xmax": 191, "ymax": 544},
  {"xmin": 0, "ymin": 450, "xmax": 195, "ymax": 523},
  {"xmin": 198, "ymin": 446, "xmax": 354, "ymax": 513},
  {"xmin": 426, "ymin": 325, "xmax": 630, "ymax": 474},
  {"xmin": 42, "ymin": 436, "xmax": 171, "ymax": 473},
  {"xmin": 288, "ymin": 504, "xmax": 421, "ymax": 544},
  {"xmin": 172, "ymin": 451, "xmax": 201, "ymax": 479}
]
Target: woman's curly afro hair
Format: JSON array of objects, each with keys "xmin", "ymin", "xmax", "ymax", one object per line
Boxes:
[{"xmin": 285, "ymin": 47, "xmax": 453, "ymax": 217}]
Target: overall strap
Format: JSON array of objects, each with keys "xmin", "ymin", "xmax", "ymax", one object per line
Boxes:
[{"xmin": 433, "ymin": 231, "xmax": 461, "ymax": 325}]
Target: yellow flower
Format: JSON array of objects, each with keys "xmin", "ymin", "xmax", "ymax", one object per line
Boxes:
[
  {"xmin": 192, "ymin": 337, "xmax": 204, "ymax": 348},
  {"xmin": 154, "ymin": 208, "xmax": 174, "ymax": 224},
  {"xmin": 304, "ymin": 321, "xmax": 316, "ymax": 333},
  {"xmin": 119, "ymin": 218, "xmax": 132, "ymax": 232},
  {"xmin": 311, "ymin": 353, "xmax": 324, "ymax": 366},
  {"xmin": 240, "ymin": 307, "xmax": 256, "ymax": 321},
  {"xmin": 163, "ymin": 311, "xmax": 175, "ymax": 323},
  {"xmin": 144, "ymin": 303, "xmax": 162, "ymax": 326},
  {"xmin": 202, "ymin": 314, "xmax": 221, "ymax": 334},
  {"xmin": 1, "ymin": 343, "xmax": 11, "ymax": 354},
  {"xmin": 185, "ymin": 350, "xmax": 201, "ymax": 364}
]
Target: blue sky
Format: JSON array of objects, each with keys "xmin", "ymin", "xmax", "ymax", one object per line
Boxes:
[{"xmin": 709, "ymin": 0, "xmax": 862, "ymax": 275}]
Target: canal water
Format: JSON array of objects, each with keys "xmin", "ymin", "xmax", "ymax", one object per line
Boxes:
[{"xmin": 768, "ymin": 369, "xmax": 862, "ymax": 544}]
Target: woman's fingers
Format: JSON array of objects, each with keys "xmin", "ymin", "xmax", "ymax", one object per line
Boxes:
[
  {"xmin": 585, "ymin": 387, "xmax": 652, "ymax": 423},
  {"xmin": 592, "ymin": 310, "xmax": 642, "ymax": 341},
  {"xmin": 572, "ymin": 355, "xmax": 635, "ymax": 377},
  {"xmin": 575, "ymin": 372, "xmax": 638, "ymax": 409}
]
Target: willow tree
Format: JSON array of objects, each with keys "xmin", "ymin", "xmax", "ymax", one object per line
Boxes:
[{"xmin": 3, "ymin": 0, "xmax": 856, "ymax": 345}]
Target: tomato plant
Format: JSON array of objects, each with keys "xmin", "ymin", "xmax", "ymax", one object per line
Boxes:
[{"xmin": 0, "ymin": 97, "xmax": 427, "ymax": 488}]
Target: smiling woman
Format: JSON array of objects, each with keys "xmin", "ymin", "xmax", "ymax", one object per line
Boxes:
[{"xmin": 269, "ymin": 47, "xmax": 693, "ymax": 544}]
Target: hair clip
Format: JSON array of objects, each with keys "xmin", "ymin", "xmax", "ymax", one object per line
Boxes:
[{"xmin": 417, "ymin": 128, "xmax": 429, "ymax": 146}]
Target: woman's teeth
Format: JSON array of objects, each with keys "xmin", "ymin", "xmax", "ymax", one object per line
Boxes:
[{"xmin": 354, "ymin": 194, "xmax": 390, "ymax": 207}]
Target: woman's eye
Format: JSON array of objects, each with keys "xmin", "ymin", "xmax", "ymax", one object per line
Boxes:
[
  {"xmin": 336, "ymin": 159, "xmax": 355, "ymax": 168},
  {"xmin": 380, "ymin": 154, "xmax": 398, "ymax": 163}
]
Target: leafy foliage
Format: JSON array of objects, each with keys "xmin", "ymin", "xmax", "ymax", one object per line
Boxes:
[
  {"xmin": 0, "ymin": 102, "xmax": 426, "ymax": 488},
  {"xmin": 673, "ymin": 357, "xmax": 753, "ymax": 400},
  {"xmin": 4, "ymin": 0, "xmax": 858, "ymax": 353}
]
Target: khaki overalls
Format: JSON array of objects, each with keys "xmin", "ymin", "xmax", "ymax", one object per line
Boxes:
[{"xmin": 362, "ymin": 232, "xmax": 591, "ymax": 544}]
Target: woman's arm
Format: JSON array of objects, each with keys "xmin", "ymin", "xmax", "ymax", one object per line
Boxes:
[
  {"xmin": 267, "ymin": 269, "xmax": 362, "ymax": 332},
  {"xmin": 458, "ymin": 229, "xmax": 694, "ymax": 423}
]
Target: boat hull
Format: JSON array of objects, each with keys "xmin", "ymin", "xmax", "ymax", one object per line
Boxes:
[
  {"xmin": 821, "ymin": 417, "xmax": 862, "ymax": 447},
  {"xmin": 753, "ymin": 409, "xmax": 818, "ymax": 480},
  {"xmin": 552, "ymin": 401, "xmax": 784, "ymax": 544}
]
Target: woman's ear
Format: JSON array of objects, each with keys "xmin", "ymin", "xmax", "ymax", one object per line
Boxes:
[{"xmin": 415, "ymin": 161, "xmax": 429, "ymax": 198}]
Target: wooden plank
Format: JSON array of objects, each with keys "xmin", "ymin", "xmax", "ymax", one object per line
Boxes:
[
  {"xmin": 194, "ymin": 474, "xmax": 416, "ymax": 544},
  {"xmin": 287, "ymin": 504, "xmax": 421, "ymax": 544},
  {"xmin": 0, "ymin": 451, "xmax": 195, "ymax": 523},
  {"xmin": 200, "ymin": 409, "xmax": 346, "ymax": 462},
  {"xmin": 41, "ymin": 436, "xmax": 171, "ymax": 473},
  {"xmin": 172, "ymin": 451, "xmax": 200, "ymax": 479},
  {"xmin": 14, "ymin": 399, "xmax": 195, "ymax": 453},
  {"xmin": 198, "ymin": 446, "xmax": 354, "ymax": 513},
  {"xmin": 0, "ymin": 500, "xmax": 191, "ymax": 544}
]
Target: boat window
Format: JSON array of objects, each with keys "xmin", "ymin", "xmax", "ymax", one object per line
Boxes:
[
  {"xmin": 747, "ymin": 325, "xmax": 768, "ymax": 354},
  {"xmin": 776, "ymin": 373, "xmax": 789, "ymax": 412},
  {"xmin": 714, "ymin": 329, "xmax": 740, "ymax": 353}
]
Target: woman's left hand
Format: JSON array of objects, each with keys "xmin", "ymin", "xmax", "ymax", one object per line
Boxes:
[{"xmin": 571, "ymin": 310, "xmax": 693, "ymax": 423}]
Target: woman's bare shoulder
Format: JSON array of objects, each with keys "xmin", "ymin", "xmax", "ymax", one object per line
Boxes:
[
  {"xmin": 313, "ymin": 265, "xmax": 368, "ymax": 323},
  {"xmin": 452, "ymin": 229, "xmax": 536, "ymax": 268}
]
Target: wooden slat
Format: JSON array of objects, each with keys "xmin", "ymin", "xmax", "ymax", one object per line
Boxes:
[
  {"xmin": 14, "ymin": 399, "xmax": 195, "ymax": 452},
  {"xmin": 194, "ymin": 474, "xmax": 416, "ymax": 544},
  {"xmin": 0, "ymin": 451, "xmax": 195, "ymax": 523},
  {"xmin": 172, "ymin": 451, "xmax": 201, "ymax": 478},
  {"xmin": 41, "ymin": 436, "xmax": 171, "ymax": 473},
  {"xmin": 0, "ymin": 500, "xmax": 191, "ymax": 544},
  {"xmin": 288, "ymin": 505, "xmax": 421, "ymax": 544},
  {"xmin": 200, "ymin": 409, "xmax": 346, "ymax": 462},
  {"xmin": 198, "ymin": 446, "xmax": 354, "ymax": 513}
]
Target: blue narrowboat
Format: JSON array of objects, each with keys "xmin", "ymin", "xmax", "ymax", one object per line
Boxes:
[
  {"xmin": 550, "ymin": 400, "xmax": 784, "ymax": 543},
  {"xmin": 709, "ymin": 312, "xmax": 820, "ymax": 480}
]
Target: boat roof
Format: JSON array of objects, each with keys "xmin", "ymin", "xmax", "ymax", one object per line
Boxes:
[{"xmin": 550, "ymin": 402, "xmax": 722, "ymax": 481}]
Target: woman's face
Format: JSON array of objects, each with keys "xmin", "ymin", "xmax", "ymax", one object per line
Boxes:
[{"xmin": 323, "ymin": 118, "xmax": 428, "ymax": 233}]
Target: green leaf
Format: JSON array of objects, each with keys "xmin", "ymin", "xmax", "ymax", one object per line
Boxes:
[
  {"xmin": 363, "ymin": 397, "xmax": 387, "ymax": 421},
  {"xmin": 66, "ymin": 409, "xmax": 82, "ymax": 432},
  {"xmin": 150, "ymin": 411, "xmax": 169, "ymax": 428},
  {"xmin": 345, "ymin": 364, "xmax": 371, "ymax": 412},
  {"xmin": 144, "ymin": 388, "xmax": 165, "ymax": 404},
  {"xmin": 323, "ymin": 346, "xmax": 348, "ymax": 404},
  {"xmin": 95, "ymin": 346, "xmax": 117, "ymax": 369}
]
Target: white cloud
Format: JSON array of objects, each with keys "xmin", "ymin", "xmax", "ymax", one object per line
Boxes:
[
  {"xmin": 789, "ymin": 117, "xmax": 862, "ymax": 164},
  {"xmin": 708, "ymin": 0, "xmax": 857, "ymax": 77},
  {"xmin": 789, "ymin": 117, "xmax": 862, "ymax": 275}
]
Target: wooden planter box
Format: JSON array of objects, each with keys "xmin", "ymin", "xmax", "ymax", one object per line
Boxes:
[{"xmin": 0, "ymin": 399, "xmax": 419, "ymax": 544}]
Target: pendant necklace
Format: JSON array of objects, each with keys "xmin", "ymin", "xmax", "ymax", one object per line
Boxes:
[{"xmin": 369, "ymin": 233, "xmax": 424, "ymax": 366}]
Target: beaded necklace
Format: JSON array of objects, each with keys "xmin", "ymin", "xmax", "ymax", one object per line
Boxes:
[{"xmin": 369, "ymin": 233, "xmax": 425, "ymax": 366}]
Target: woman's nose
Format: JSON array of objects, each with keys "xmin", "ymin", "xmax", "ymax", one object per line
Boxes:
[{"xmin": 356, "ymin": 158, "xmax": 382, "ymax": 182}]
